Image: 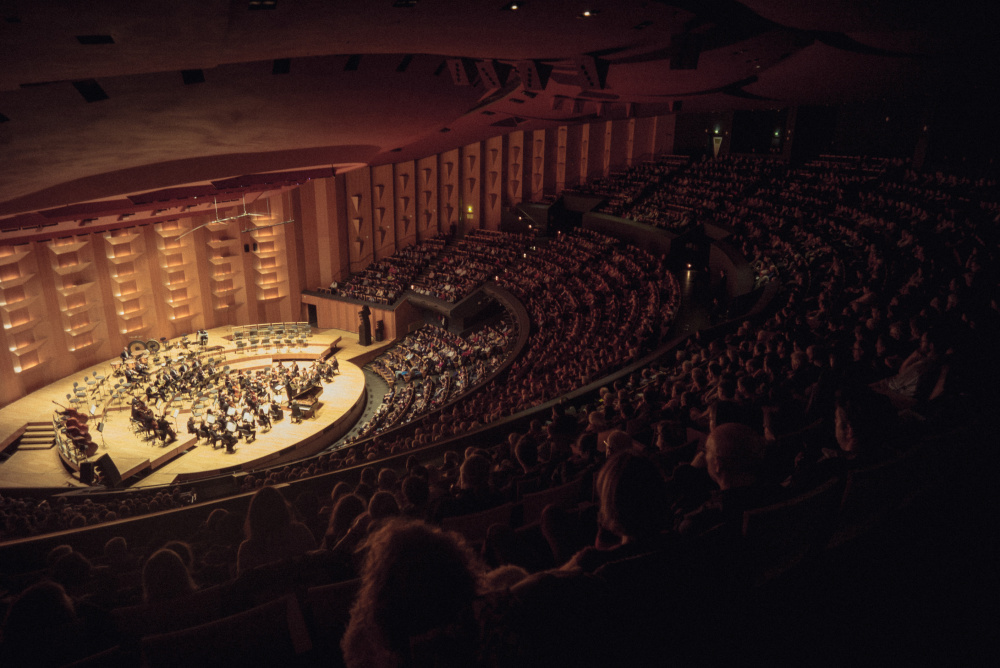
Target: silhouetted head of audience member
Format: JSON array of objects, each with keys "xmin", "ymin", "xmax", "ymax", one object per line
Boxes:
[
  {"xmin": 142, "ymin": 547, "xmax": 196, "ymax": 604},
  {"xmin": 704, "ymin": 423, "xmax": 766, "ymax": 491},
  {"xmin": 103, "ymin": 536, "xmax": 129, "ymax": 566},
  {"xmin": 604, "ymin": 429, "xmax": 636, "ymax": 458},
  {"xmin": 401, "ymin": 474, "xmax": 430, "ymax": 512},
  {"xmin": 459, "ymin": 454, "xmax": 492, "ymax": 492},
  {"xmin": 51, "ymin": 550, "xmax": 92, "ymax": 595},
  {"xmin": 596, "ymin": 451, "xmax": 669, "ymax": 542},
  {"xmin": 360, "ymin": 466, "xmax": 378, "ymax": 488},
  {"xmin": 1, "ymin": 580, "xmax": 80, "ymax": 665},
  {"xmin": 243, "ymin": 485, "xmax": 292, "ymax": 542},
  {"xmin": 834, "ymin": 385, "xmax": 896, "ymax": 459},
  {"xmin": 342, "ymin": 519, "xmax": 481, "ymax": 667},
  {"xmin": 325, "ymin": 493, "xmax": 367, "ymax": 547},
  {"xmin": 162, "ymin": 540, "xmax": 193, "ymax": 569},
  {"xmin": 514, "ymin": 437, "xmax": 539, "ymax": 474},
  {"xmin": 572, "ymin": 431, "xmax": 599, "ymax": 460},
  {"xmin": 377, "ymin": 468, "xmax": 398, "ymax": 493},
  {"xmin": 368, "ymin": 491, "xmax": 401, "ymax": 522}
]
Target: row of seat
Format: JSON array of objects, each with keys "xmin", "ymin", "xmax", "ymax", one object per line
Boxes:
[
  {"xmin": 68, "ymin": 584, "xmax": 359, "ymax": 668},
  {"xmin": 438, "ymin": 439, "xmax": 947, "ymax": 587},
  {"xmin": 233, "ymin": 323, "xmax": 312, "ymax": 354}
]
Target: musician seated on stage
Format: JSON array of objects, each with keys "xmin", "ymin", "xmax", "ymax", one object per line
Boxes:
[
  {"xmin": 155, "ymin": 416, "xmax": 177, "ymax": 444},
  {"xmin": 257, "ymin": 405, "xmax": 272, "ymax": 430}
]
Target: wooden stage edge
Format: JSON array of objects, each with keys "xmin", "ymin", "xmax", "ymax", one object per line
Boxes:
[{"xmin": 0, "ymin": 326, "xmax": 396, "ymax": 491}]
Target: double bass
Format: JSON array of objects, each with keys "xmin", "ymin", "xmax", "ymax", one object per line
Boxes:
[
  {"xmin": 155, "ymin": 415, "xmax": 177, "ymax": 444},
  {"xmin": 53, "ymin": 402, "xmax": 98, "ymax": 458}
]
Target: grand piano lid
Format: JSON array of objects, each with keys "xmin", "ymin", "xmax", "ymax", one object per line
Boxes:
[{"xmin": 291, "ymin": 382, "xmax": 323, "ymax": 404}]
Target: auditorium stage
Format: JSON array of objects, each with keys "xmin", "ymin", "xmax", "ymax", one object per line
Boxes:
[{"xmin": 0, "ymin": 326, "xmax": 392, "ymax": 490}]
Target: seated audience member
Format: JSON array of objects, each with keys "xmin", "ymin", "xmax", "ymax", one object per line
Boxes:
[
  {"xmin": 142, "ymin": 547, "xmax": 197, "ymax": 604},
  {"xmin": 237, "ymin": 485, "xmax": 317, "ymax": 574},
  {"xmin": 486, "ymin": 569, "xmax": 617, "ymax": 668},
  {"xmin": 433, "ymin": 454, "xmax": 502, "ymax": 520},
  {"xmin": 872, "ymin": 326, "xmax": 948, "ymax": 409},
  {"xmin": 553, "ymin": 430, "xmax": 601, "ymax": 486},
  {"xmin": 368, "ymin": 490, "xmax": 401, "ymax": 524},
  {"xmin": 399, "ymin": 474, "xmax": 431, "ymax": 519},
  {"xmin": 0, "ymin": 581, "xmax": 89, "ymax": 667},
  {"xmin": 50, "ymin": 550, "xmax": 94, "ymax": 600},
  {"xmin": 788, "ymin": 385, "xmax": 900, "ymax": 490},
  {"xmin": 678, "ymin": 423, "xmax": 785, "ymax": 537},
  {"xmin": 603, "ymin": 429, "xmax": 638, "ymax": 458},
  {"xmin": 341, "ymin": 519, "xmax": 483, "ymax": 668},
  {"xmin": 561, "ymin": 451, "xmax": 674, "ymax": 572},
  {"xmin": 320, "ymin": 493, "xmax": 367, "ymax": 550}
]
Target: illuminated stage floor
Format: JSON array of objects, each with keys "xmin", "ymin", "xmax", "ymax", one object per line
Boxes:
[{"xmin": 0, "ymin": 326, "xmax": 390, "ymax": 490}]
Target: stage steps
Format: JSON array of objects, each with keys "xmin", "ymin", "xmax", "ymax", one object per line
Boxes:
[{"xmin": 15, "ymin": 422, "xmax": 56, "ymax": 450}]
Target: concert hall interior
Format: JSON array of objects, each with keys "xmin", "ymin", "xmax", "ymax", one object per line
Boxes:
[{"xmin": 1, "ymin": 1, "xmax": 998, "ymax": 666}]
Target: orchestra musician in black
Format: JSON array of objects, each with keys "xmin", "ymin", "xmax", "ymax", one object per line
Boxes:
[
  {"xmin": 256, "ymin": 405, "xmax": 272, "ymax": 431},
  {"xmin": 219, "ymin": 423, "xmax": 238, "ymax": 453},
  {"xmin": 155, "ymin": 415, "xmax": 177, "ymax": 444},
  {"xmin": 238, "ymin": 412, "xmax": 257, "ymax": 442}
]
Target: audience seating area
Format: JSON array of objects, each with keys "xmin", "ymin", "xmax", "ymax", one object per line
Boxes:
[
  {"xmin": 328, "ymin": 237, "xmax": 447, "ymax": 305},
  {"xmin": 354, "ymin": 320, "xmax": 516, "ymax": 441},
  {"xmin": 1, "ymin": 154, "xmax": 997, "ymax": 666}
]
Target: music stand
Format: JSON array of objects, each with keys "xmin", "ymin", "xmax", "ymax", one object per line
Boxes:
[{"xmin": 97, "ymin": 421, "xmax": 106, "ymax": 449}]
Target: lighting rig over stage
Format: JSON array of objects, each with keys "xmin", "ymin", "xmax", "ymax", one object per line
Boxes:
[{"xmin": 178, "ymin": 194, "xmax": 295, "ymax": 239}]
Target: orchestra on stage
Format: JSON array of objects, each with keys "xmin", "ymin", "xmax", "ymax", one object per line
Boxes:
[{"xmin": 56, "ymin": 331, "xmax": 336, "ymax": 470}]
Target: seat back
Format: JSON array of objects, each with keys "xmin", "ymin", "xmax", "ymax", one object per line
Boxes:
[
  {"xmin": 741, "ymin": 476, "xmax": 844, "ymax": 584},
  {"xmin": 112, "ymin": 582, "xmax": 227, "ymax": 644},
  {"xmin": 303, "ymin": 578, "xmax": 362, "ymax": 666},
  {"xmin": 440, "ymin": 502, "xmax": 517, "ymax": 544},
  {"xmin": 140, "ymin": 594, "xmax": 312, "ymax": 668},
  {"xmin": 520, "ymin": 476, "xmax": 585, "ymax": 526},
  {"xmin": 828, "ymin": 447, "xmax": 924, "ymax": 548}
]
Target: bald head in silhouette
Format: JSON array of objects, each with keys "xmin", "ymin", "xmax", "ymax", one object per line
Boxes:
[{"xmin": 704, "ymin": 422, "xmax": 766, "ymax": 491}]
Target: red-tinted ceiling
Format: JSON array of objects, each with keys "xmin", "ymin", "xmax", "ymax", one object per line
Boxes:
[{"xmin": 0, "ymin": 0, "xmax": 995, "ymax": 232}]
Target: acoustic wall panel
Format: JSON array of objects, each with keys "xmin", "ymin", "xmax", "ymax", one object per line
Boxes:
[
  {"xmin": 460, "ymin": 142, "xmax": 482, "ymax": 235},
  {"xmin": 483, "ymin": 135, "xmax": 504, "ymax": 230},
  {"xmin": 608, "ymin": 119, "xmax": 631, "ymax": 173},
  {"xmin": 633, "ymin": 115, "xmax": 658, "ymax": 163},
  {"xmin": 345, "ymin": 168, "xmax": 375, "ymax": 273},
  {"xmin": 371, "ymin": 164, "xmax": 397, "ymax": 259},
  {"xmin": 530, "ymin": 130, "xmax": 546, "ymax": 202},
  {"xmin": 505, "ymin": 131, "xmax": 524, "ymax": 206},
  {"xmin": 546, "ymin": 127, "xmax": 563, "ymax": 195},
  {"xmin": 394, "ymin": 161, "xmax": 417, "ymax": 247},
  {"xmin": 439, "ymin": 148, "xmax": 460, "ymax": 234}
]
